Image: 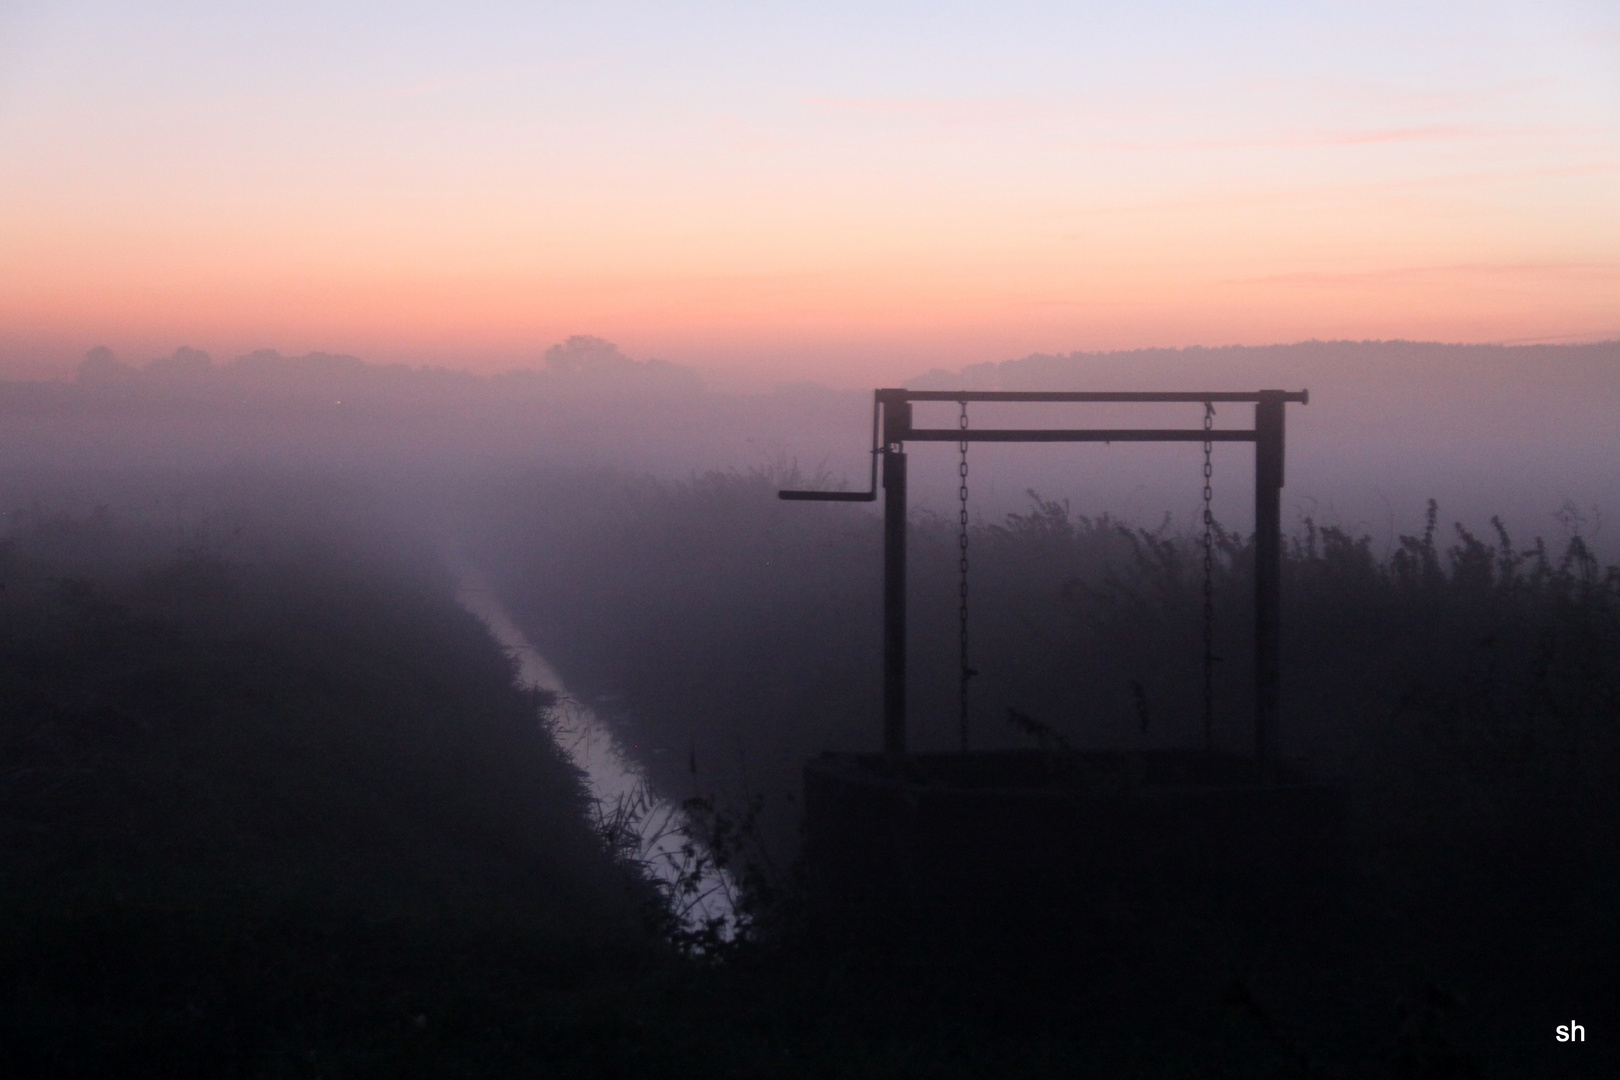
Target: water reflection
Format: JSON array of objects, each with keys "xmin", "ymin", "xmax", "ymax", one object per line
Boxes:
[{"xmin": 452, "ymin": 562, "xmax": 735, "ymax": 936}]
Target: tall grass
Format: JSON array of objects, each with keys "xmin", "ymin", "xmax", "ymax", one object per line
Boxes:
[
  {"xmin": 11, "ymin": 474, "xmax": 1618, "ymax": 1073},
  {"xmin": 475, "ymin": 468, "xmax": 1617, "ymax": 784},
  {"xmin": 474, "ymin": 468, "xmax": 1620, "ymax": 1065}
]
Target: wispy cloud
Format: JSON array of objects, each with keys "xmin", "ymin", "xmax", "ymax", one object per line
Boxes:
[
  {"xmin": 1496, "ymin": 329, "xmax": 1620, "ymax": 345},
  {"xmin": 373, "ymin": 69, "xmax": 523, "ymax": 102},
  {"xmin": 1241, "ymin": 262, "xmax": 1620, "ymax": 288},
  {"xmin": 370, "ymin": 61, "xmax": 593, "ymax": 103},
  {"xmin": 805, "ymin": 98, "xmax": 1575, "ymax": 157},
  {"xmin": 1101, "ymin": 124, "xmax": 1550, "ymax": 153},
  {"xmin": 806, "ymin": 96, "xmax": 1042, "ymax": 125},
  {"xmin": 1241, "ymin": 75, "xmax": 1558, "ymax": 114},
  {"xmin": 1098, "ymin": 160, "xmax": 1620, "ymax": 215}
]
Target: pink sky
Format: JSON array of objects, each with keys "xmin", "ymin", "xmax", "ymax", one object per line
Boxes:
[{"xmin": 1, "ymin": 2, "xmax": 1616, "ymax": 388}]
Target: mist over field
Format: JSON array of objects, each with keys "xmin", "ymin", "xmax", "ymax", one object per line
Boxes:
[
  {"xmin": 6, "ymin": 0, "xmax": 1617, "ymax": 1069},
  {"xmin": 5, "ymin": 335, "xmax": 1619, "ymax": 1074},
  {"xmin": 906, "ymin": 339, "xmax": 1620, "ymax": 559},
  {"xmin": 7, "ymin": 335, "xmax": 1617, "ymax": 557}
]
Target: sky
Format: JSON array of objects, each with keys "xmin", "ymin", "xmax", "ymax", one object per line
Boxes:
[{"xmin": 1, "ymin": 1, "xmax": 1617, "ymax": 387}]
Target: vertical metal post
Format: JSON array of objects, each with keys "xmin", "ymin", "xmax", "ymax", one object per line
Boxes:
[
  {"xmin": 880, "ymin": 393, "xmax": 912, "ymax": 755},
  {"xmin": 1253, "ymin": 393, "xmax": 1285, "ymax": 771}
]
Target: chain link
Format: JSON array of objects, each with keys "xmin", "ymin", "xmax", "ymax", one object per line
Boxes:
[
  {"xmin": 1202, "ymin": 401, "xmax": 1216, "ymax": 751},
  {"xmin": 958, "ymin": 399, "xmax": 973, "ymax": 753}
]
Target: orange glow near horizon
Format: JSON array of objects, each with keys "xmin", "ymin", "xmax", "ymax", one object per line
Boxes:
[
  {"xmin": 1, "ymin": 4, "xmax": 1616, "ymax": 386},
  {"xmin": 5, "ymin": 218, "xmax": 1614, "ymax": 387}
]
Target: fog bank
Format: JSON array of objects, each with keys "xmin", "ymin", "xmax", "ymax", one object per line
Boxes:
[{"xmin": 1, "ymin": 336, "xmax": 1613, "ymax": 558}]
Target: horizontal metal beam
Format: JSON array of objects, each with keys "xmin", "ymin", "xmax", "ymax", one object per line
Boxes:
[
  {"xmin": 893, "ymin": 390, "xmax": 1308, "ymax": 404},
  {"xmin": 905, "ymin": 428, "xmax": 1257, "ymax": 443},
  {"xmin": 779, "ymin": 490, "xmax": 877, "ymax": 501}
]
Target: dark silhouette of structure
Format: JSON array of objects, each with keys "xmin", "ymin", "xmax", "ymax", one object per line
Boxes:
[
  {"xmin": 782, "ymin": 388, "xmax": 1307, "ymax": 763},
  {"xmin": 781, "ymin": 389, "xmax": 1343, "ymax": 957}
]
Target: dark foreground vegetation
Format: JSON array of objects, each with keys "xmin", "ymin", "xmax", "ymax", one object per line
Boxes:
[
  {"xmin": 470, "ymin": 468, "xmax": 1620, "ymax": 1075},
  {"xmin": 0, "ymin": 500, "xmax": 1324, "ymax": 1078},
  {"xmin": 6, "ymin": 467, "xmax": 1618, "ymax": 1076},
  {"xmin": 0, "ymin": 509, "xmax": 684, "ymax": 1076},
  {"xmin": 5, "ymin": 343, "xmax": 1619, "ymax": 1075}
]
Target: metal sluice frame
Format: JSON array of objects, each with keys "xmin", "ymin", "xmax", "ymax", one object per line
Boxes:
[{"xmin": 779, "ymin": 388, "xmax": 1309, "ymax": 767}]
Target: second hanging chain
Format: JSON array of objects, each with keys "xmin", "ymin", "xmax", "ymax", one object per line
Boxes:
[{"xmin": 959, "ymin": 399, "xmax": 975, "ymax": 752}]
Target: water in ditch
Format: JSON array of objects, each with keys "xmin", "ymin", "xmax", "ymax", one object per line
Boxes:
[{"xmin": 452, "ymin": 562, "xmax": 735, "ymax": 938}]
